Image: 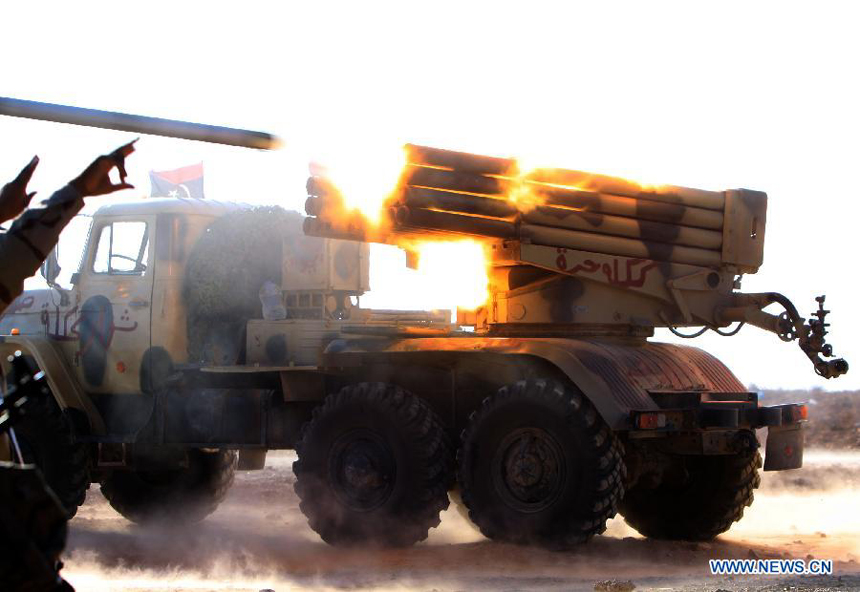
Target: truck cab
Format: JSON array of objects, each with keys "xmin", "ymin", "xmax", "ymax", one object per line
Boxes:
[{"xmin": 1, "ymin": 198, "xmax": 239, "ymax": 400}]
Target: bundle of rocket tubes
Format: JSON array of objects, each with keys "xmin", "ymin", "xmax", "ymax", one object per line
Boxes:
[{"xmin": 303, "ymin": 144, "xmax": 728, "ymax": 268}]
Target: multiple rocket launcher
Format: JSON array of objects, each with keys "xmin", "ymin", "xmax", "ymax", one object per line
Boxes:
[
  {"xmin": 304, "ymin": 144, "xmax": 767, "ymax": 273},
  {"xmin": 304, "ymin": 145, "xmax": 849, "ymax": 379}
]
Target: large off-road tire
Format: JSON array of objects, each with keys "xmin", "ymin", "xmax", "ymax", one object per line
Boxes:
[
  {"xmin": 0, "ymin": 464, "xmax": 73, "ymax": 591},
  {"xmin": 458, "ymin": 378, "xmax": 625, "ymax": 549},
  {"xmin": 293, "ymin": 383, "xmax": 453, "ymax": 547},
  {"xmin": 619, "ymin": 450, "xmax": 762, "ymax": 541},
  {"xmin": 100, "ymin": 449, "xmax": 237, "ymax": 524},
  {"xmin": 10, "ymin": 388, "xmax": 90, "ymax": 517}
]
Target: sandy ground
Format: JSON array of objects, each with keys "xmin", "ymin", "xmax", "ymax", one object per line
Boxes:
[{"xmin": 60, "ymin": 449, "xmax": 860, "ymax": 592}]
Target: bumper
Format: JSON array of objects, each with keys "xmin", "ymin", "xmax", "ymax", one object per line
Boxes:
[{"xmin": 630, "ymin": 398, "xmax": 807, "ymax": 471}]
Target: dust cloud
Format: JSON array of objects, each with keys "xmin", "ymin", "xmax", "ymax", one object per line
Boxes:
[{"xmin": 60, "ymin": 451, "xmax": 860, "ymax": 591}]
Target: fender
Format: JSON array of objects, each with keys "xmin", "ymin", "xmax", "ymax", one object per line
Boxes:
[
  {"xmin": 323, "ymin": 336, "xmax": 746, "ymax": 430},
  {"xmin": 0, "ymin": 334, "xmax": 106, "ymax": 434}
]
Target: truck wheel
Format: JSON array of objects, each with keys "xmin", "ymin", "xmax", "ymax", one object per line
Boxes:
[
  {"xmin": 458, "ymin": 378, "xmax": 625, "ymax": 549},
  {"xmin": 619, "ymin": 450, "xmax": 761, "ymax": 541},
  {"xmin": 100, "ymin": 449, "xmax": 236, "ymax": 524},
  {"xmin": 9, "ymin": 384, "xmax": 90, "ymax": 517},
  {"xmin": 293, "ymin": 383, "xmax": 453, "ymax": 547}
]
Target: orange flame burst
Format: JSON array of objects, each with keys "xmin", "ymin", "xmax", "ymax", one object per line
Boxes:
[
  {"xmin": 316, "ymin": 148, "xmax": 491, "ymax": 313},
  {"xmin": 503, "ymin": 157, "xmax": 550, "ymax": 211},
  {"xmin": 404, "ymin": 238, "xmax": 490, "ymax": 311},
  {"xmin": 314, "ymin": 144, "xmax": 407, "ymax": 226}
]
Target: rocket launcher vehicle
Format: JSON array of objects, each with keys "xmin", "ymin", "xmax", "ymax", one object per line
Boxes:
[{"xmin": 305, "ymin": 144, "xmax": 848, "ymax": 379}]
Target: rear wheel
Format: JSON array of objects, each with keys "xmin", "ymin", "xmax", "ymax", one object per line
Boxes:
[
  {"xmin": 619, "ymin": 450, "xmax": 762, "ymax": 541},
  {"xmin": 100, "ymin": 448, "xmax": 236, "ymax": 524},
  {"xmin": 293, "ymin": 382, "xmax": 453, "ymax": 547},
  {"xmin": 458, "ymin": 378, "xmax": 625, "ymax": 549}
]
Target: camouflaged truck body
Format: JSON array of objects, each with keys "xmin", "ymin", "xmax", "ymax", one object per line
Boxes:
[{"xmin": 0, "ymin": 192, "xmax": 807, "ymax": 472}]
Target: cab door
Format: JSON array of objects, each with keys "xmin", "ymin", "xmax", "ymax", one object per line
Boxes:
[{"xmin": 77, "ymin": 215, "xmax": 154, "ymax": 393}]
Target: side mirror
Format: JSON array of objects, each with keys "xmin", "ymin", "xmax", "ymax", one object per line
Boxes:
[{"xmin": 40, "ymin": 247, "xmax": 61, "ymax": 285}]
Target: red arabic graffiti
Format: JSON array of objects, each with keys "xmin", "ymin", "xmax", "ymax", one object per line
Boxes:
[
  {"xmin": 39, "ymin": 304, "xmax": 138, "ymax": 342},
  {"xmin": 556, "ymin": 249, "xmax": 657, "ymax": 288}
]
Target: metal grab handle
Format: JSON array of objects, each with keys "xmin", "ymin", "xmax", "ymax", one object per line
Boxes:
[{"xmin": 128, "ymin": 299, "xmax": 149, "ymax": 308}]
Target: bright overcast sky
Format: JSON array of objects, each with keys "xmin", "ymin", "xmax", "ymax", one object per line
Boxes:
[{"xmin": 2, "ymin": 1, "xmax": 858, "ymax": 390}]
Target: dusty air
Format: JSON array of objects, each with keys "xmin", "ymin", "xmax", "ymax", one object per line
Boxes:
[{"xmin": 0, "ymin": 92, "xmax": 856, "ymax": 592}]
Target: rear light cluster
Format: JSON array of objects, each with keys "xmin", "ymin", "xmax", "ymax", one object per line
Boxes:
[
  {"xmin": 637, "ymin": 412, "xmax": 667, "ymax": 429},
  {"xmin": 794, "ymin": 404, "xmax": 808, "ymax": 422}
]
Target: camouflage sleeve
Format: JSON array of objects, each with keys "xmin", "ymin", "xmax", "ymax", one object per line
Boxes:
[{"xmin": 0, "ymin": 185, "xmax": 83, "ymax": 311}]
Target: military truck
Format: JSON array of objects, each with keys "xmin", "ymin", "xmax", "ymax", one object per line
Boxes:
[{"xmin": 0, "ymin": 145, "xmax": 848, "ymax": 549}]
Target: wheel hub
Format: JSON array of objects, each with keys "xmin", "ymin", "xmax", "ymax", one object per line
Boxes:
[
  {"xmin": 493, "ymin": 427, "xmax": 565, "ymax": 512},
  {"xmin": 329, "ymin": 431, "xmax": 395, "ymax": 512}
]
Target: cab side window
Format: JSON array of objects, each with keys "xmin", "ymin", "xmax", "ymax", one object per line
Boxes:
[{"xmin": 92, "ymin": 221, "xmax": 149, "ymax": 275}]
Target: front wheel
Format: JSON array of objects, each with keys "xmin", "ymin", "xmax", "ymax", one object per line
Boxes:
[
  {"xmin": 458, "ymin": 378, "xmax": 625, "ymax": 549},
  {"xmin": 293, "ymin": 383, "xmax": 453, "ymax": 547},
  {"xmin": 100, "ymin": 448, "xmax": 236, "ymax": 524},
  {"xmin": 10, "ymin": 386, "xmax": 90, "ymax": 517}
]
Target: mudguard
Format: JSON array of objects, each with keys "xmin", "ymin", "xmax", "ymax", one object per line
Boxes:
[
  {"xmin": 764, "ymin": 424, "xmax": 804, "ymax": 471},
  {"xmin": 324, "ymin": 336, "xmax": 746, "ymax": 430},
  {"xmin": 0, "ymin": 335, "xmax": 105, "ymax": 434}
]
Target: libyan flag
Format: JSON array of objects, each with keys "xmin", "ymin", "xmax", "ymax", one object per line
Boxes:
[{"xmin": 149, "ymin": 163, "xmax": 204, "ymax": 198}]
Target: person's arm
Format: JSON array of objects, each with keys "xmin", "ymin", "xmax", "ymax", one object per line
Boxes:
[
  {"xmin": 0, "ymin": 141, "xmax": 136, "ymax": 311},
  {"xmin": 0, "ymin": 185, "xmax": 84, "ymax": 307},
  {"xmin": 0, "ymin": 156, "xmax": 39, "ymax": 224}
]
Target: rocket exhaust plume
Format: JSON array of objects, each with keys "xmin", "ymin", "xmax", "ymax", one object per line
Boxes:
[{"xmin": 0, "ymin": 96, "xmax": 282, "ymax": 150}]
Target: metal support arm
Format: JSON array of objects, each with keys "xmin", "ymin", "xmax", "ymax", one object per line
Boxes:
[{"xmin": 717, "ymin": 293, "xmax": 848, "ymax": 379}]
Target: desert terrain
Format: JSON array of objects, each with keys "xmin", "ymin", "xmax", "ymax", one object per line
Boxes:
[{"xmin": 61, "ymin": 390, "xmax": 860, "ymax": 591}]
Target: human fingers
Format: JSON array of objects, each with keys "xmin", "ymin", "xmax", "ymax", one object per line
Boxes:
[
  {"xmin": 12, "ymin": 155, "xmax": 39, "ymax": 188},
  {"xmin": 112, "ymin": 139, "xmax": 137, "ymax": 181}
]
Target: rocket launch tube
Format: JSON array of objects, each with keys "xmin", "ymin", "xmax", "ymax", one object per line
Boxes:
[
  {"xmin": 388, "ymin": 206, "xmax": 723, "ymax": 267},
  {"xmin": 521, "ymin": 224, "xmax": 722, "ymax": 267},
  {"xmin": 308, "ymin": 190, "xmax": 722, "ymax": 250},
  {"xmin": 402, "ymin": 166, "xmax": 724, "ymax": 230},
  {"xmin": 310, "ymin": 169, "xmax": 723, "ymax": 231},
  {"xmin": 404, "ymin": 143, "xmax": 515, "ymax": 175},
  {"xmin": 521, "ymin": 205, "xmax": 723, "ymax": 250},
  {"xmin": 395, "ymin": 189, "xmax": 722, "ymax": 249},
  {"xmin": 404, "ymin": 144, "xmax": 725, "ymax": 211},
  {"xmin": 303, "ymin": 216, "xmax": 389, "ymax": 243},
  {"xmin": 526, "ymin": 168, "xmax": 725, "ymax": 211},
  {"xmin": 536, "ymin": 186, "xmax": 724, "ymax": 230},
  {"xmin": 400, "ymin": 186, "xmax": 518, "ymax": 219},
  {"xmin": 404, "ymin": 165, "xmax": 507, "ymax": 196},
  {"xmin": 0, "ymin": 96, "xmax": 281, "ymax": 150},
  {"xmin": 392, "ymin": 206, "xmax": 515, "ymax": 238}
]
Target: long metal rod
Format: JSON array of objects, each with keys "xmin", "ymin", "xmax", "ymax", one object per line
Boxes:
[{"xmin": 0, "ymin": 96, "xmax": 281, "ymax": 150}]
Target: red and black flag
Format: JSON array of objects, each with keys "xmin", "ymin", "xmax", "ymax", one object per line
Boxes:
[{"xmin": 149, "ymin": 163, "xmax": 204, "ymax": 198}]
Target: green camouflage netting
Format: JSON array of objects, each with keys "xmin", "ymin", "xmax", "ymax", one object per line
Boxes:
[{"xmin": 183, "ymin": 206, "xmax": 303, "ymax": 363}]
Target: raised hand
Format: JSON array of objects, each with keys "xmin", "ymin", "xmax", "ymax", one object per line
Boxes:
[
  {"xmin": 0, "ymin": 156, "xmax": 39, "ymax": 223},
  {"xmin": 70, "ymin": 139, "xmax": 137, "ymax": 197}
]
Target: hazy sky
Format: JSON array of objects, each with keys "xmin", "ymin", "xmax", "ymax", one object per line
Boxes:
[{"xmin": 2, "ymin": 1, "xmax": 858, "ymax": 390}]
